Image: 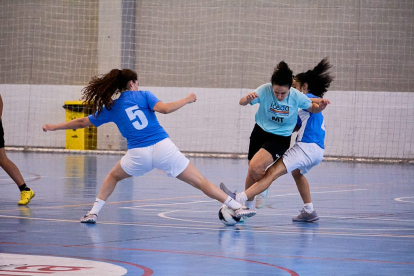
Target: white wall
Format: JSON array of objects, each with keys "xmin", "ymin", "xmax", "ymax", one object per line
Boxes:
[{"xmin": 1, "ymin": 85, "xmax": 413, "ymax": 159}]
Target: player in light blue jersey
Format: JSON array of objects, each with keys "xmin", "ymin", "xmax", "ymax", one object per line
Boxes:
[
  {"xmin": 221, "ymin": 58, "xmax": 333, "ymax": 222},
  {"xmin": 43, "ymin": 68, "xmax": 256, "ymax": 223},
  {"xmin": 236, "ymin": 61, "xmax": 329, "ymax": 211}
]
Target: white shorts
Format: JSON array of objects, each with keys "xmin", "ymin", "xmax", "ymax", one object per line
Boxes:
[
  {"xmin": 120, "ymin": 138, "xmax": 190, "ymax": 177},
  {"xmin": 282, "ymin": 142, "xmax": 324, "ymax": 175}
]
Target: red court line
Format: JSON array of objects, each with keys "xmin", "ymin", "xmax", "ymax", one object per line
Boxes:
[
  {"xmin": 1, "ymin": 243, "xmax": 299, "ymax": 275},
  {"xmin": 2, "ymin": 241, "xmax": 414, "ymax": 266}
]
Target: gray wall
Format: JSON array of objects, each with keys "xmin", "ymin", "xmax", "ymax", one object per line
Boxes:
[
  {"xmin": 0, "ymin": 0, "xmax": 99, "ymax": 85},
  {"xmin": 135, "ymin": 0, "xmax": 414, "ymax": 92},
  {"xmin": 1, "ymin": 1, "xmax": 413, "ymax": 90}
]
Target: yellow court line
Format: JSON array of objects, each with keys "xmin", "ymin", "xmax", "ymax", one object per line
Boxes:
[{"xmin": 0, "ymin": 194, "xmax": 207, "ymax": 213}]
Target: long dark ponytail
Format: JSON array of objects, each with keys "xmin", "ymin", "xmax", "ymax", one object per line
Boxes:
[
  {"xmin": 81, "ymin": 69, "xmax": 137, "ymax": 115},
  {"xmin": 295, "ymin": 58, "xmax": 334, "ymax": 98}
]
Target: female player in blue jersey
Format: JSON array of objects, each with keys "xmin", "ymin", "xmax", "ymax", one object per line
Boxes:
[
  {"xmin": 221, "ymin": 58, "xmax": 333, "ymax": 222},
  {"xmin": 235, "ymin": 61, "xmax": 329, "ymax": 211},
  {"xmin": 43, "ymin": 69, "xmax": 256, "ymax": 223}
]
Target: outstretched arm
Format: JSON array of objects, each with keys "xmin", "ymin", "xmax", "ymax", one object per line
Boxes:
[
  {"xmin": 310, "ymin": 98, "xmax": 330, "ymax": 104},
  {"xmin": 307, "ymin": 99, "xmax": 330, "ymax": 113},
  {"xmin": 43, "ymin": 117, "xmax": 92, "ymax": 132},
  {"xmin": 153, "ymin": 93, "xmax": 196, "ymax": 114},
  {"xmin": 239, "ymin": 92, "xmax": 258, "ymax": 106}
]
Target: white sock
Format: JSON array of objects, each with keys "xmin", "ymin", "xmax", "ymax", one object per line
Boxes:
[
  {"xmin": 245, "ymin": 200, "xmax": 254, "ymax": 209},
  {"xmin": 235, "ymin": 192, "xmax": 248, "ymax": 204},
  {"xmin": 224, "ymin": 196, "xmax": 242, "ymax": 209},
  {"xmin": 303, "ymin": 203, "xmax": 314, "ymax": 213},
  {"xmin": 90, "ymin": 198, "xmax": 105, "ymax": 215}
]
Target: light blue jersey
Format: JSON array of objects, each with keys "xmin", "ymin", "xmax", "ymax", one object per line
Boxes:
[
  {"xmin": 250, "ymin": 83, "xmax": 312, "ymax": 136},
  {"xmin": 296, "ymin": 93, "xmax": 325, "ymax": 149},
  {"xmin": 88, "ymin": 90, "xmax": 169, "ymax": 149}
]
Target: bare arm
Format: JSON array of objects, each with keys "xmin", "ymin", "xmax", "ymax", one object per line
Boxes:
[
  {"xmin": 310, "ymin": 98, "xmax": 330, "ymax": 104},
  {"xmin": 306, "ymin": 99, "xmax": 330, "ymax": 113},
  {"xmin": 43, "ymin": 117, "xmax": 93, "ymax": 132},
  {"xmin": 153, "ymin": 93, "xmax": 197, "ymax": 114},
  {"xmin": 239, "ymin": 92, "xmax": 258, "ymax": 106}
]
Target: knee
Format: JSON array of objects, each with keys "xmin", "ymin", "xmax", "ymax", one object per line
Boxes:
[
  {"xmin": 108, "ymin": 170, "xmax": 124, "ymax": 182},
  {"xmin": 248, "ymin": 164, "xmax": 266, "ymax": 181},
  {"xmin": 0, "ymin": 155, "xmax": 10, "ymax": 167}
]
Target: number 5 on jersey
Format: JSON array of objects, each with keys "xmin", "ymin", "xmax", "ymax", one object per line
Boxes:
[{"xmin": 125, "ymin": 105, "xmax": 148, "ymax": 130}]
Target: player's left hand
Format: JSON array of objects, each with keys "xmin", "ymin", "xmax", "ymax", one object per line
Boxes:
[{"xmin": 319, "ymin": 99, "xmax": 330, "ymax": 110}]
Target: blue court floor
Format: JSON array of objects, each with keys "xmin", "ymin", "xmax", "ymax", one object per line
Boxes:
[{"xmin": 0, "ymin": 152, "xmax": 413, "ymax": 275}]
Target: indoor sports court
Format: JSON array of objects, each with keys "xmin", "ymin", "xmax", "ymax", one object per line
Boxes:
[
  {"xmin": 1, "ymin": 152, "xmax": 413, "ymax": 275},
  {"xmin": 1, "ymin": 1, "xmax": 413, "ymax": 275}
]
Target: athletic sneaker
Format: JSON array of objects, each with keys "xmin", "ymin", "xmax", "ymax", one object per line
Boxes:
[
  {"xmin": 219, "ymin": 182, "xmax": 236, "ymax": 200},
  {"xmin": 80, "ymin": 212, "xmax": 98, "ymax": 224},
  {"xmin": 235, "ymin": 207, "xmax": 257, "ymax": 219},
  {"xmin": 18, "ymin": 189, "xmax": 35, "ymax": 205},
  {"xmin": 255, "ymin": 189, "xmax": 268, "ymax": 209},
  {"xmin": 292, "ymin": 209, "xmax": 319, "ymax": 222}
]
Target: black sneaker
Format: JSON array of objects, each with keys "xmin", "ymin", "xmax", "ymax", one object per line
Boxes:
[{"xmin": 219, "ymin": 182, "xmax": 236, "ymax": 200}]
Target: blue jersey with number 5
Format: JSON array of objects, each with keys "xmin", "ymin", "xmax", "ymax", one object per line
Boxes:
[{"xmin": 88, "ymin": 90, "xmax": 169, "ymax": 149}]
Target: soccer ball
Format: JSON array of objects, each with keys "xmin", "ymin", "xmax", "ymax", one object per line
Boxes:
[{"xmin": 218, "ymin": 205, "xmax": 240, "ymax": 226}]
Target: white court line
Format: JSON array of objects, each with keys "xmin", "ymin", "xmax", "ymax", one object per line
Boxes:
[
  {"xmin": 267, "ymin": 188, "xmax": 369, "ymax": 198},
  {"xmin": 0, "ymin": 214, "xmax": 412, "ymax": 238},
  {"xmin": 395, "ymin": 196, "xmax": 414, "ymax": 203},
  {"xmin": 255, "ymin": 213, "xmax": 414, "ymax": 223},
  {"xmin": 120, "ymin": 189, "xmax": 369, "ymax": 209},
  {"xmin": 158, "ymin": 210, "xmax": 214, "ymax": 224},
  {"xmin": 120, "ymin": 200, "xmax": 215, "ymax": 209},
  {"xmin": 158, "ymin": 208, "xmax": 414, "ymax": 224}
]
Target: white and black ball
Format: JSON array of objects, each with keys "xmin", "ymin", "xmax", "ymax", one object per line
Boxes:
[{"xmin": 218, "ymin": 205, "xmax": 240, "ymax": 226}]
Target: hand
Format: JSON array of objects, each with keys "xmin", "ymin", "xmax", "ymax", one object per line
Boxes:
[
  {"xmin": 318, "ymin": 99, "xmax": 330, "ymax": 110},
  {"xmin": 186, "ymin": 93, "xmax": 197, "ymax": 103},
  {"xmin": 42, "ymin": 124, "xmax": 55, "ymax": 132},
  {"xmin": 245, "ymin": 92, "xmax": 258, "ymax": 103}
]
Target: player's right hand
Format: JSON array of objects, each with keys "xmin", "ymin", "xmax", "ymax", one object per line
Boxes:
[
  {"xmin": 246, "ymin": 92, "xmax": 258, "ymax": 102},
  {"xmin": 186, "ymin": 93, "xmax": 197, "ymax": 103}
]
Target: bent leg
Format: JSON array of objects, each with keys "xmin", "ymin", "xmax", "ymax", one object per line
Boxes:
[
  {"xmin": 0, "ymin": 148, "xmax": 25, "ymax": 186},
  {"xmin": 244, "ymin": 158, "xmax": 288, "ymax": 199},
  {"xmin": 291, "ymin": 169, "xmax": 312, "ymax": 204},
  {"xmin": 97, "ymin": 160, "xmax": 131, "ymax": 201},
  {"xmin": 244, "ymin": 149, "xmax": 274, "ymax": 198}
]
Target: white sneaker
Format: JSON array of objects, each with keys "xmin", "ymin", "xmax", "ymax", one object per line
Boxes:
[
  {"xmin": 255, "ymin": 189, "xmax": 268, "ymax": 209},
  {"xmin": 234, "ymin": 207, "xmax": 257, "ymax": 219},
  {"xmin": 80, "ymin": 212, "xmax": 98, "ymax": 224}
]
